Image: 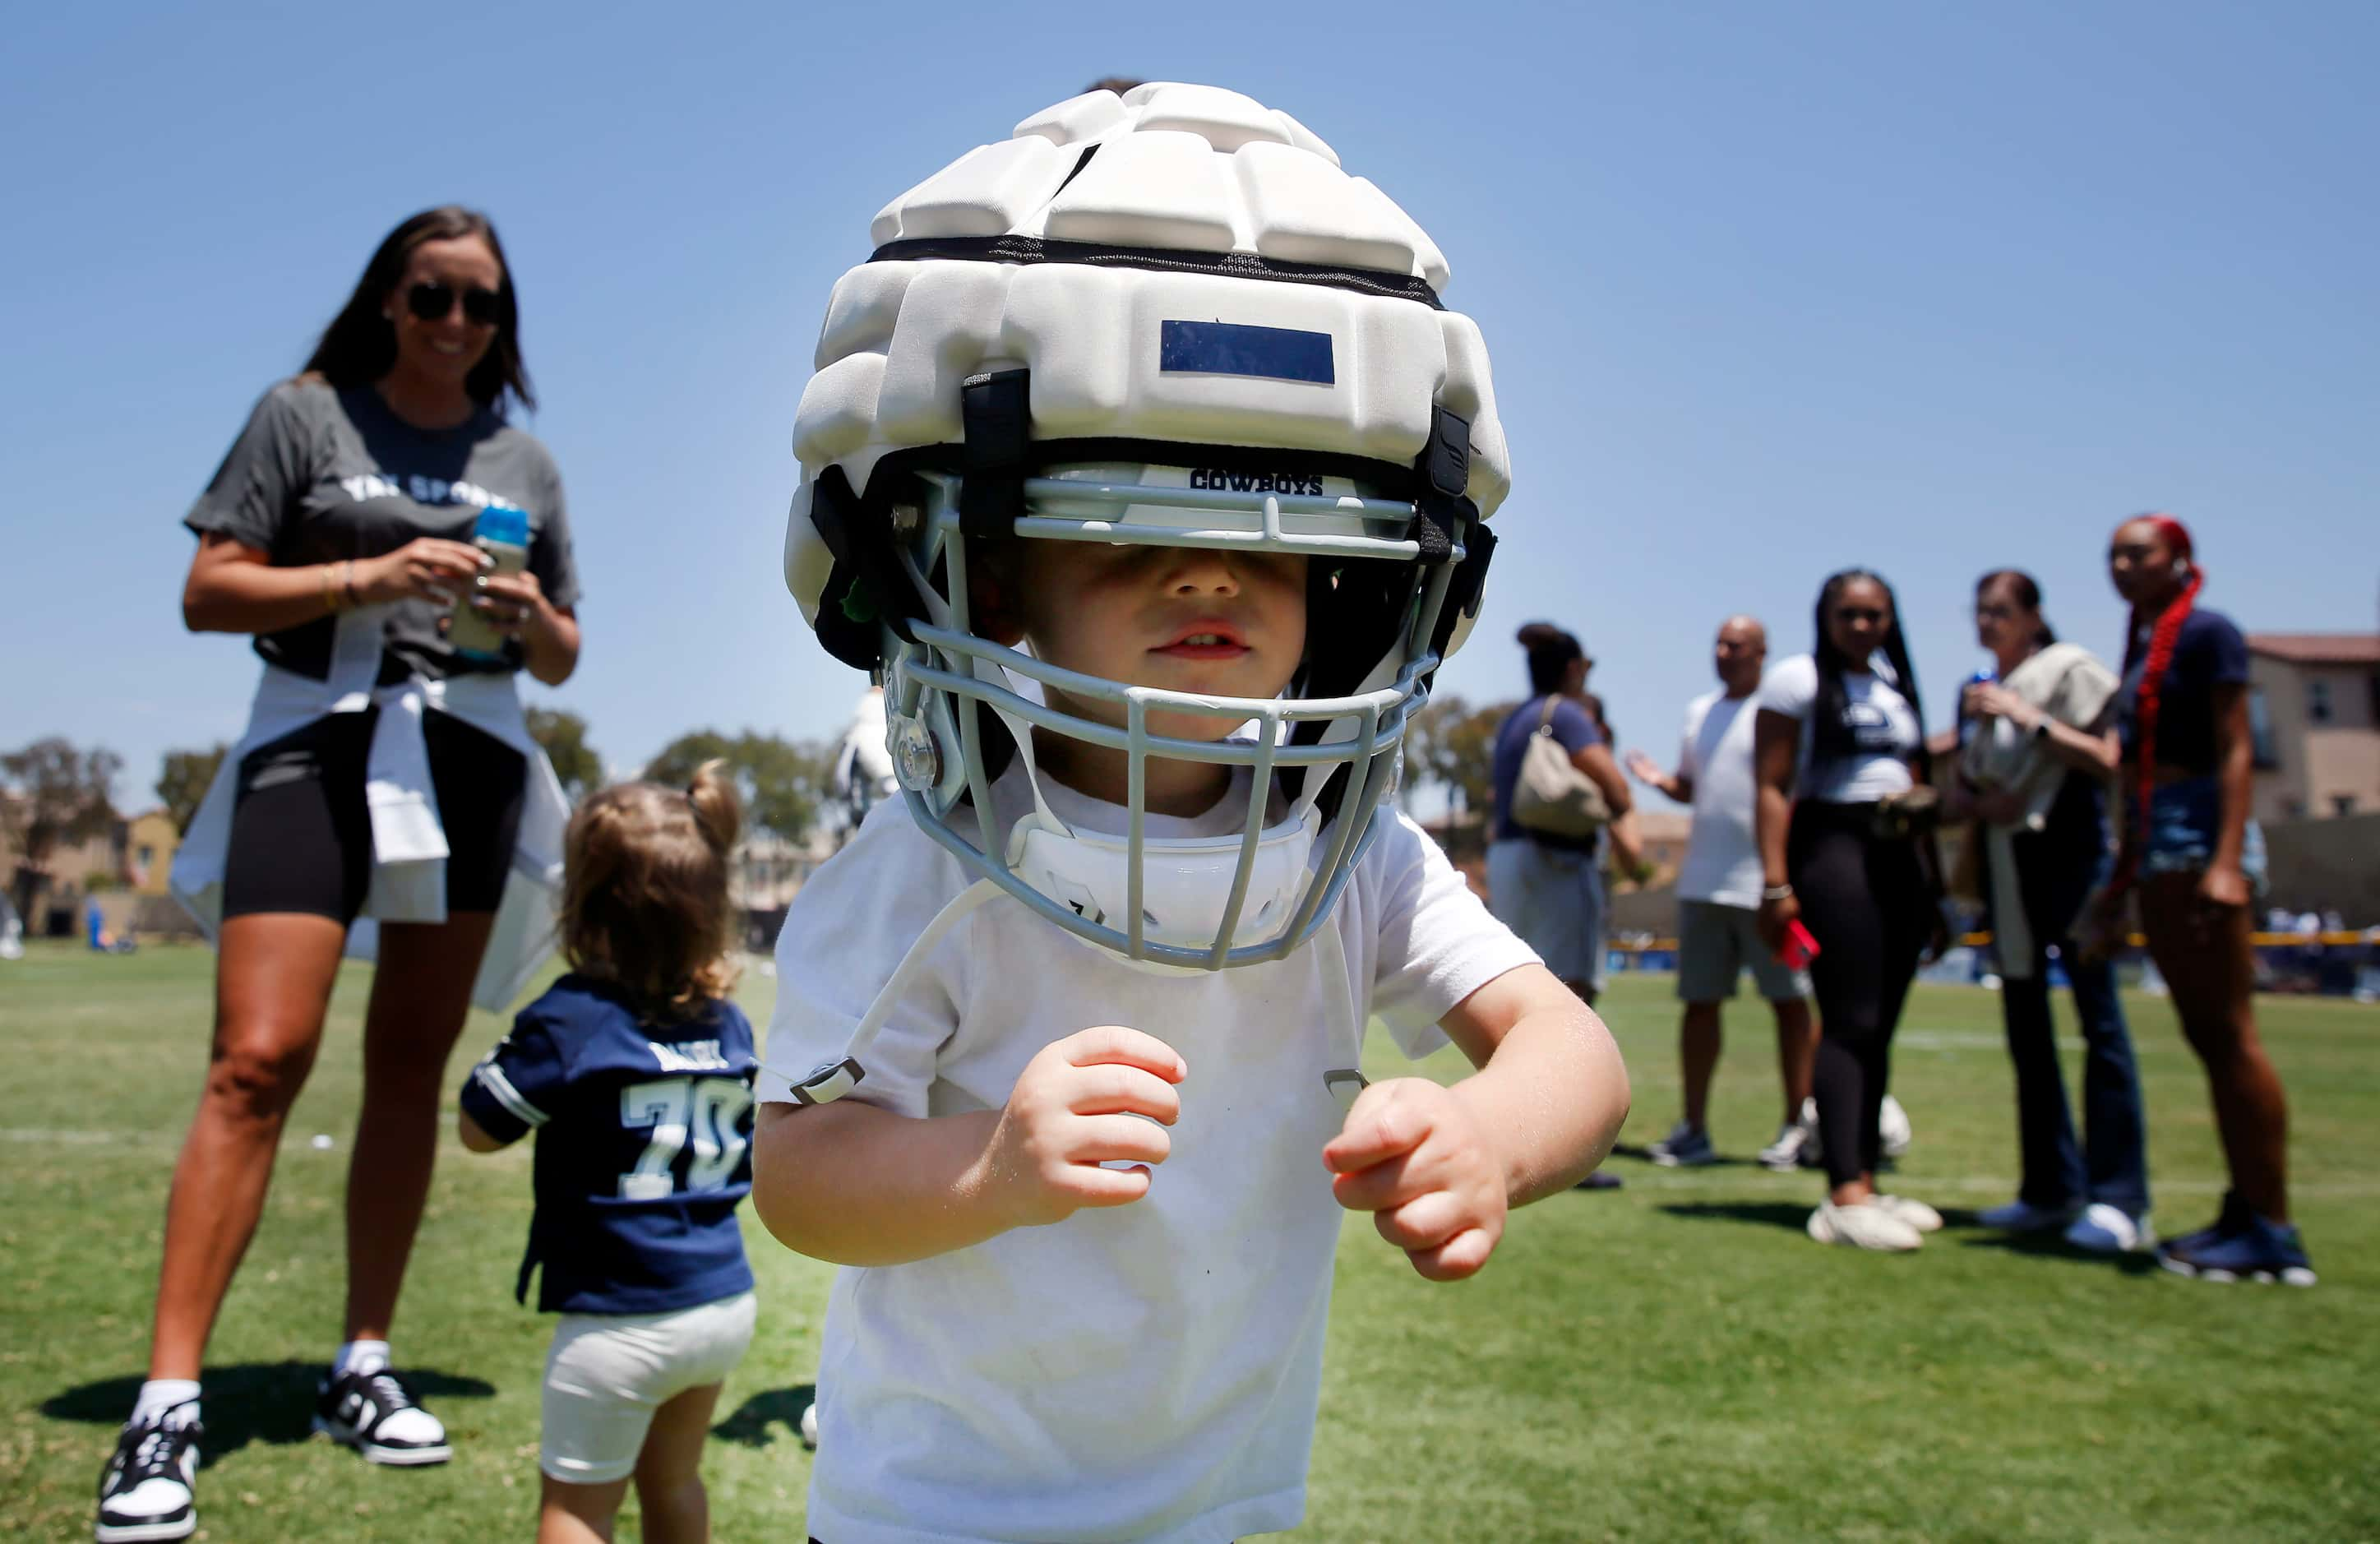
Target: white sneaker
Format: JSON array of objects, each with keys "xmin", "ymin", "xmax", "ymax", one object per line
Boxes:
[
  {"xmin": 1793, "ymin": 1096, "xmax": 1914, "ymax": 1163},
  {"xmin": 2064, "ymin": 1204, "xmax": 2153, "ymax": 1254},
  {"xmin": 95, "ymin": 1408, "xmax": 201, "ymax": 1543},
  {"xmin": 1648, "ymin": 1120, "xmax": 1717, "ymax": 1168},
  {"xmin": 1757, "ymin": 1120, "xmax": 1816, "ymax": 1172},
  {"xmin": 1873, "ymin": 1194, "xmax": 1943, "ymax": 1233},
  {"xmin": 1807, "ymin": 1200, "xmax": 1924, "ymax": 1251},
  {"xmin": 1879, "ymin": 1095, "xmax": 1913, "ymax": 1159},
  {"xmin": 1977, "ymin": 1198, "xmax": 2078, "ymax": 1232}
]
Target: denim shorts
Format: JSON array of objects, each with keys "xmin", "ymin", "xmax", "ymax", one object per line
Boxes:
[{"xmin": 2141, "ymin": 776, "xmax": 2267, "ymax": 888}]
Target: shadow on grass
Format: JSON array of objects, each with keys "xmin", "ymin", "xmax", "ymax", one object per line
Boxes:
[
  {"xmin": 1959, "ymin": 1230, "xmax": 2161, "ymax": 1275},
  {"xmin": 1656, "ymin": 1200, "xmax": 1810, "ymax": 1234},
  {"xmin": 713, "ymin": 1384, "xmax": 816, "ymax": 1449},
  {"xmin": 43, "ymin": 1362, "xmax": 497, "ymax": 1464},
  {"xmin": 1608, "ymin": 1142, "xmax": 1766, "ymax": 1170}
]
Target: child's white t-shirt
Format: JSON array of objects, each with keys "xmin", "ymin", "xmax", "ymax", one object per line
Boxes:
[{"xmin": 760, "ymin": 766, "xmax": 1539, "ymax": 1544}]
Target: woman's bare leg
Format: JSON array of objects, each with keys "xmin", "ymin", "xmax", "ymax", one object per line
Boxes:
[
  {"xmin": 2142, "ymin": 877, "xmax": 2290, "ymax": 1221},
  {"xmin": 148, "ymin": 913, "xmax": 345, "ymax": 1380},
  {"xmin": 341, "ymin": 913, "xmax": 497, "ymax": 1343}
]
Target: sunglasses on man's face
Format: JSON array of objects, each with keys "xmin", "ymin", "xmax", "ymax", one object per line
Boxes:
[{"xmin": 405, "ymin": 281, "xmax": 502, "ymax": 326}]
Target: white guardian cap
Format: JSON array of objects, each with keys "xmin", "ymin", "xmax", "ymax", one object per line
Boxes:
[{"xmin": 784, "ymin": 81, "xmax": 1509, "ymax": 998}]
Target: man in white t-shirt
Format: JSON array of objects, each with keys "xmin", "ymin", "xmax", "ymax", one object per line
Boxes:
[{"xmin": 1625, "ymin": 616, "xmax": 1816, "ymax": 1170}]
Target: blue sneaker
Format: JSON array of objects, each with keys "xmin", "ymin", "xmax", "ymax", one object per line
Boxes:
[
  {"xmin": 1648, "ymin": 1121, "xmax": 1717, "ymax": 1168},
  {"xmin": 2160, "ymin": 1190, "xmax": 2251, "ymax": 1257},
  {"xmin": 2158, "ymin": 1210, "xmax": 2316, "ymax": 1287}
]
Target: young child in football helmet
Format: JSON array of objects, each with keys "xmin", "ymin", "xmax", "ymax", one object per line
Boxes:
[
  {"xmin": 753, "ymin": 84, "xmax": 1629, "ymax": 1542},
  {"xmin": 458, "ymin": 763, "xmax": 758, "ymax": 1544}
]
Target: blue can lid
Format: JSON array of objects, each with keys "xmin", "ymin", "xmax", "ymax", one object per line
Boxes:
[{"xmin": 474, "ymin": 502, "xmax": 529, "ymax": 546}]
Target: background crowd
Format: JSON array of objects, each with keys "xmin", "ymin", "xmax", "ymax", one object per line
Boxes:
[{"xmin": 1486, "ymin": 525, "xmax": 2310, "ymax": 1275}]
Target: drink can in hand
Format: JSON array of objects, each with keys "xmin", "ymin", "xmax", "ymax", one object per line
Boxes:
[{"xmin": 446, "ymin": 502, "xmax": 530, "ymax": 661}]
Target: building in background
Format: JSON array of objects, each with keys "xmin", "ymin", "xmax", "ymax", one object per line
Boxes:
[
  {"xmin": 732, "ymin": 825, "xmax": 838, "ymax": 953},
  {"xmin": 125, "ymin": 809, "xmax": 179, "ymax": 896},
  {"xmin": 2245, "ymin": 634, "xmax": 2380, "ymax": 823},
  {"xmin": 0, "ymin": 796, "xmax": 126, "ymax": 939}
]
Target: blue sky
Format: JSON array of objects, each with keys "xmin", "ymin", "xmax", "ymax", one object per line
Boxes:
[{"xmin": 4, "ymin": 1, "xmax": 2373, "ymax": 811}]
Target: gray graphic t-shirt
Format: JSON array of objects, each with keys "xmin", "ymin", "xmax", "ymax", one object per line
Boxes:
[{"xmin": 186, "ymin": 379, "xmax": 579, "ymax": 683}]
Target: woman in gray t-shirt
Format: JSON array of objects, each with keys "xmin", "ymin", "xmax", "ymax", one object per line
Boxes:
[{"xmin": 99, "ymin": 206, "xmax": 583, "ymax": 1543}]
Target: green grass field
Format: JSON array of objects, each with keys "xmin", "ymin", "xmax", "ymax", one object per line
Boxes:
[{"xmin": 3, "ymin": 941, "xmax": 2374, "ymax": 1542}]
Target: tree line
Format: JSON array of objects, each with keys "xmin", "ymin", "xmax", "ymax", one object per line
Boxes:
[
  {"xmin": 4, "ymin": 698, "xmax": 1511, "ymax": 922},
  {"xmin": 1, "ymin": 714, "xmax": 841, "ymax": 922}
]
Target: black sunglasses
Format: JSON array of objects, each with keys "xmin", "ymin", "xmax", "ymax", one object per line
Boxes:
[
  {"xmin": 405, "ymin": 281, "xmax": 503, "ymax": 326},
  {"xmin": 1833, "ymin": 606, "xmax": 1888, "ymax": 624}
]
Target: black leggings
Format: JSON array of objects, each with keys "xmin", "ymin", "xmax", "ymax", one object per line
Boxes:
[
  {"xmin": 1790, "ymin": 802, "xmax": 1929, "ymax": 1187},
  {"xmin": 220, "ymin": 707, "xmax": 527, "ymax": 923}
]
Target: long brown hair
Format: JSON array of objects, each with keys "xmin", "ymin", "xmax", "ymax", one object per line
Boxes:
[
  {"xmin": 302, "ymin": 206, "xmax": 536, "ymax": 414},
  {"xmin": 1976, "ymin": 568, "xmax": 2057, "ymax": 648},
  {"xmin": 560, "ymin": 761, "xmax": 742, "ymax": 1015}
]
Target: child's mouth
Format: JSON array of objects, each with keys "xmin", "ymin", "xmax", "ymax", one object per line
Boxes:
[{"xmin": 1153, "ymin": 625, "xmax": 1249, "ymax": 661}]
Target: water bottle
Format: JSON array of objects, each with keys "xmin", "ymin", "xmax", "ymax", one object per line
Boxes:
[
  {"xmin": 446, "ymin": 502, "xmax": 531, "ymax": 661},
  {"xmin": 1958, "ymin": 667, "xmax": 1996, "ymax": 747}
]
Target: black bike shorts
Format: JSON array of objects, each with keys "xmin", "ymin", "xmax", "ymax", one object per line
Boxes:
[{"xmin": 220, "ymin": 708, "xmax": 528, "ymax": 923}]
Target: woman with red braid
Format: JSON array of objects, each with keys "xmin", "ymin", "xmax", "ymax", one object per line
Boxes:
[{"xmin": 2092, "ymin": 514, "xmax": 2313, "ymax": 1285}]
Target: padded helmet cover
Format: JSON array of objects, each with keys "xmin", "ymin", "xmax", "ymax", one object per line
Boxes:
[{"xmin": 784, "ymin": 81, "xmax": 1509, "ymax": 630}]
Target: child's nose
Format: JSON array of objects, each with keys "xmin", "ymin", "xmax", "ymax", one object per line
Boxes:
[{"xmin": 1165, "ymin": 548, "xmax": 1241, "ymax": 596}]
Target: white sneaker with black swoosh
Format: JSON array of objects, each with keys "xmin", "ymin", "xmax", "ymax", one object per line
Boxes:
[
  {"xmin": 95, "ymin": 1404, "xmax": 201, "ymax": 1542},
  {"xmin": 313, "ymin": 1366, "xmax": 451, "ymax": 1465}
]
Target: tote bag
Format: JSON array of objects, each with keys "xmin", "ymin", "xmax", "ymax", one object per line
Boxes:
[{"xmin": 1511, "ymin": 696, "xmax": 1611, "ymax": 839}]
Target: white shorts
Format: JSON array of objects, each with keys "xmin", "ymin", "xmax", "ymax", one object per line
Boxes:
[{"xmin": 542, "ymin": 1291, "xmax": 756, "ymax": 1484}]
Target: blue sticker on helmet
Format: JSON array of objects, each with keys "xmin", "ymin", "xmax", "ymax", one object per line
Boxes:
[{"xmin": 1159, "ymin": 320, "xmax": 1334, "ymax": 385}]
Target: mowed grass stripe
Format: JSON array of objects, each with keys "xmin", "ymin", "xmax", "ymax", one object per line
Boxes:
[{"xmin": 2, "ymin": 942, "xmax": 2373, "ymax": 1542}]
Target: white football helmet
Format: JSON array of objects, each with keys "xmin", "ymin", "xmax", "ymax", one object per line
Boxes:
[{"xmin": 783, "ymin": 82, "xmax": 1509, "ymax": 996}]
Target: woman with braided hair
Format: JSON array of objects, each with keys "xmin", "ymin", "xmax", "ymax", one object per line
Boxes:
[{"xmin": 2092, "ymin": 515, "xmax": 2313, "ymax": 1284}]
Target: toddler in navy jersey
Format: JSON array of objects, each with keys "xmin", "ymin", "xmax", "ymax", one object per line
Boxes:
[{"xmin": 460, "ymin": 762, "xmax": 757, "ymax": 1544}]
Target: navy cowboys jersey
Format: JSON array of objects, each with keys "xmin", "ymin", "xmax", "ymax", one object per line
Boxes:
[{"xmin": 460, "ymin": 974, "xmax": 757, "ymax": 1315}]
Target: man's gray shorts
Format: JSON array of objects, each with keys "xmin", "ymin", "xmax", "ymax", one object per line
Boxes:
[{"xmin": 1678, "ymin": 899, "xmax": 1809, "ymax": 1003}]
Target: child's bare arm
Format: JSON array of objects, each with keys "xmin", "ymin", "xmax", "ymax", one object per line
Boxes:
[
  {"xmin": 1438, "ymin": 963, "xmax": 1629, "ymax": 1202},
  {"xmin": 1324, "ymin": 964, "xmax": 1628, "ymax": 1281},
  {"xmin": 751, "ymin": 1025, "xmax": 1187, "ymax": 1268}
]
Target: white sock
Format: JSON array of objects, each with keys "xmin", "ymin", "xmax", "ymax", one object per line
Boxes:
[
  {"xmin": 335, "ymin": 1340, "xmax": 391, "ymax": 1379},
  {"xmin": 131, "ymin": 1379, "xmax": 201, "ymax": 1430}
]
